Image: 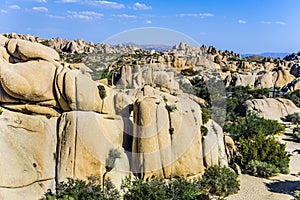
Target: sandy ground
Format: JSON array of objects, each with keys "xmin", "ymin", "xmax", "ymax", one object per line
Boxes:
[{"xmin": 227, "ymin": 126, "xmax": 300, "ymax": 200}]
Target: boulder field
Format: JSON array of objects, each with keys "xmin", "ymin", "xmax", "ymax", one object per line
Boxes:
[{"xmin": 0, "ymin": 35, "xmax": 232, "ymax": 199}]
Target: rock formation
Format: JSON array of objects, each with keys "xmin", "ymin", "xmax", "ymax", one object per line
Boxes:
[
  {"xmin": 0, "ymin": 35, "xmax": 232, "ymax": 199},
  {"xmin": 240, "ymin": 98, "xmax": 300, "ymax": 121}
]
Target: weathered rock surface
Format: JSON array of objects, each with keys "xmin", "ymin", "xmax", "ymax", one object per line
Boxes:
[
  {"xmin": 0, "ymin": 108, "xmax": 57, "ymax": 200},
  {"xmin": 0, "ymin": 34, "xmax": 237, "ymax": 199},
  {"xmin": 203, "ymin": 119, "xmax": 228, "ymax": 167},
  {"xmin": 241, "ymin": 98, "xmax": 300, "ymax": 121},
  {"xmin": 131, "ymin": 87, "xmax": 205, "ymax": 180},
  {"xmin": 57, "ymin": 111, "xmax": 128, "ymax": 183}
]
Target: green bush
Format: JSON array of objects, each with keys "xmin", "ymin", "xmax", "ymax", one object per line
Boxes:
[
  {"xmin": 223, "ymin": 112, "xmax": 285, "ymax": 140},
  {"xmin": 294, "ymin": 189, "xmax": 300, "ymax": 200},
  {"xmin": 245, "ymin": 160, "xmax": 280, "ymax": 178},
  {"xmin": 293, "ymin": 126, "xmax": 300, "ymax": 142},
  {"xmin": 167, "ymin": 178, "xmax": 204, "ymax": 200},
  {"xmin": 41, "ymin": 176, "xmax": 120, "ymax": 200},
  {"xmin": 97, "ymin": 85, "xmax": 107, "ymax": 100},
  {"xmin": 122, "ymin": 178, "xmax": 167, "ymax": 200},
  {"xmin": 201, "ymin": 107, "xmax": 211, "ymax": 124},
  {"xmin": 285, "ymin": 89, "xmax": 300, "ymax": 107},
  {"xmin": 284, "ymin": 113, "xmax": 300, "ymax": 123},
  {"xmin": 180, "ymin": 67, "xmax": 199, "ymax": 76},
  {"xmin": 237, "ymin": 132, "xmax": 289, "ymax": 174},
  {"xmin": 201, "ymin": 126, "xmax": 208, "ymax": 136},
  {"xmin": 122, "ymin": 177, "xmax": 209, "ymax": 200},
  {"xmin": 200, "ymin": 166, "xmax": 240, "ymax": 198}
]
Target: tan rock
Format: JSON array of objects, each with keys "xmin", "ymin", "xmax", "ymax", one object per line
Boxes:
[
  {"xmin": 0, "ymin": 108, "xmax": 57, "ymax": 199},
  {"xmin": 6, "ymin": 39, "xmax": 60, "ymax": 63},
  {"xmin": 203, "ymin": 119, "xmax": 228, "ymax": 167},
  {"xmin": 242, "ymin": 98, "xmax": 300, "ymax": 121},
  {"xmin": 0, "ymin": 46, "xmax": 10, "ymax": 62},
  {"xmin": 0, "ymin": 35, "xmax": 8, "ymax": 47},
  {"xmin": 57, "ymin": 111, "xmax": 129, "ymax": 184},
  {"xmin": 99, "ymin": 83, "xmax": 115, "ymax": 115},
  {"xmin": 2, "ymin": 104, "xmax": 60, "ymax": 117},
  {"xmin": 274, "ymin": 69, "xmax": 295, "ymax": 88},
  {"xmin": 132, "ymin": 95, "xmax": 204, "ymax": 179},
  {"xmin": 0, "ymin": 60, "xmax": 56, "ymax": 102}
]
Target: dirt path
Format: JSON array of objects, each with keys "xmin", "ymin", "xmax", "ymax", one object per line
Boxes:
[{"xmin": 227, "ymin": 126, "xmax": 300, "ymax": 200}]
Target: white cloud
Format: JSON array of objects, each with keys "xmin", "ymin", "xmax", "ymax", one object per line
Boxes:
[
  {"xmin": 35, "ymin": 0, "xmax": 47, "ymax": 2},
  {"xmin": 260, "ymin": 21, "xmax": 286, "ymax": 25},
  {"xmin": 275, "ymin": 21, "xmax": 286, "ymax": 25},
  {"xmin": 112, "ymin": 14, "xmax": 136, "ymax": 18},
  {"xmin": 32, "ymin": 6, "xmax": 48, "ymax": 12},
  {"xmin": 146, "ymin": 20, "xmax": 152, "ymax": 24},
  {"xmin": 46, "ymin": 14, "xmax": 65, "ymax": 19},
  {"xmin": 131, "ymin": 2, "xmax": 152, "ymax": 10},
  {"xmin": 59, "ymin": 0, "xmax": 79, "ymax": 2},
  {"xmin": 88, "ymin": 1, "xmax": 125, "ymax": 9},
  {"xmin": 238, "ymin": 19, "xmax": 246, "ymax": 24},
  {"xmin": 261, "ymin": 21, "xmax": 272, "ymax": 24},
  {"xmin": 176, "ymin": 13, "xmax": 214, "ymax": 18},
  {"xmin": 0, "ymin": 9, "xmax": 8, "ymax": 14},
  {"xmin": 8, "ymin": 5, "xmax": 21, "ymax": 10},
  {"xmin": 67, "ymin": 10, "xmax": 103, "ymax": 20}
]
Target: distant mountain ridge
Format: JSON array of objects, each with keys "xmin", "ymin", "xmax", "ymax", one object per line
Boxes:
[
  {"xmin": 241, "ymin": 52, "xmax": 290, "ymax": 59},
  {"xmin": 123, "ymin": 42, "xmax": 172, "ymax": 52}
]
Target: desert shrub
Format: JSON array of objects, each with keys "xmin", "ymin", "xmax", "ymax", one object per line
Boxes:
[
  {"xmin": 189, "ymin": 77, "xmax": 212, "ymax": 106},
  {"xmin": 294, "ymin": 189, "xmax": 300, "ymax": 200},
  {"xmin": 41, "ymin": 176, "xmax": 120, "ymax": 200},
  {"xmin": 226, "ymin": 98, "xmax": 239, "ymax": 121},
  {"xmin": 122, "ymin": 178, "xmax": 167, "ymax": 200},
  {"xmin": 100, "ymin": 69, "xmax": 113, "ymax": 85},
  {"xmin": 293, "ymin": 126, "xmax": 300, "ymax": 142},
  {"xmin": 97, "ymin": 85, "xmax": 107, "ymax": 100},
  {"xmin": 245, "ymin": 160, "xmax": 280, "ymax": 178},
  {"xmin": 285, "ymin": 89, "xmax": 300, "ymax": 107},
  {"xmin": 122, "ymin": 177, "xmax": 209, "ymax": 200},
  {"xmin": 285, "ymin": 113, "xmax": 300, "ymax": 124},
  {"xmin": 237, "ymin": 132, "xmax": 289, "ymax": 174},
  {"xmin": 40, "ymin": 40, "xmax": 50, "ymax": 47},
  {"xmin": 201, "ymin": 107, "xmax": 211, "ymax": 124},
  {"xmin": 201, "ymin": 126, "xmax": 208, "ymax": 136},
  {"xmin": 167, "ymin": 178, "xmax": 203, "ymax": 200},
  {"xmin": 223, "ymin": 112, "xmax": 284, "ymax": 140},
  {"xmin": 200, "ymin": 166, "xmax": 239, "ymax": 198},
  {"xmin": 180, "ymin": 67, "xmax": 199, "ymax": 76}
]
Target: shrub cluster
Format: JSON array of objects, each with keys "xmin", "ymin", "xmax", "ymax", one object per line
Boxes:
[
  {"xmin": 284, "ymin": 113, "xmax": 300, "ymax": 124},
  {"xmin": 293, "ymin": 126, "xmax": 300, "ymax": 142},
  {"xmin": 224, "ymin": 112, "xmax": 289, "ymax": 176},
  {"xmin": 237, "ymin": 132, "xmax": 289, "ymax": 174},
  {"xmin": 245, "ymin": 160, "xmax": 279, "ymax": 178},
  {"xmin": 41, "ymin": 177, "xmax": 120, "ymax": 200},
  {"xmin": 294, "ymin": 189, "xmax": 300, "ymax": 200},
  {"xmin": 41, "ymin": 166, "xmax": 240, "ymax": 200},
  {"xmin": 285, "ymin": 89, "xmax": 300, "ymax": 107},
  {"xmin": 223, "ymin": 112, "xmax": 285, "ymax": 140}
]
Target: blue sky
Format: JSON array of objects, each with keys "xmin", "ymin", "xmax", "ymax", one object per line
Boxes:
[{"xmin": 1, "ymin": 0, "xmax": 300, "ymax": 54}]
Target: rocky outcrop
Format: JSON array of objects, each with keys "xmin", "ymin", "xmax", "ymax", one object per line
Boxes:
[
  {"xmin": 57, "ymin": 111, "xmax": 130, "ymax": 184},
  {"xmin": 0, "ymin": 108, "xmax": 57, "ymax": 200},
  {"xmin": 131, "ymin": 87, "xmax": 205, "ymax": 179},
  {"xmin": 241, "ymin": 98, "xmax": 300, "ymax": 121},
  {"xmin": 203, "ymin": 119, "xmax": 228, "ymax": 167},
  {"xmin": 0, "ymin": 35, "xmax": 234, "ymax": 199}
]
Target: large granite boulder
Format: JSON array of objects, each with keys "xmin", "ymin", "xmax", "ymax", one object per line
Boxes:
[
  {"xmin": 131, "ymin": 88, "xmax": 205, "ymax": 180},
  {"xmin": 241, "ymin": 98, "xmax": 300, "ymax": 121},
  {"xmin": 0, "ymin": 107, "xmax": 57, "ymax": 200}
]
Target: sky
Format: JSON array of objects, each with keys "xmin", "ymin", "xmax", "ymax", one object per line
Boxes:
[{"xmin": 1, "ymin": 0, "xmax": 300, "ymax": 54}]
